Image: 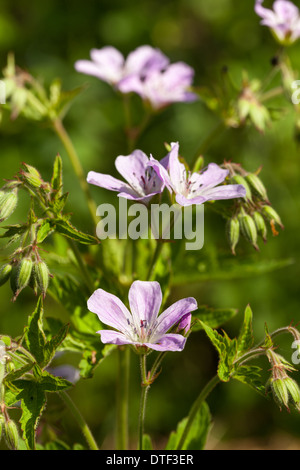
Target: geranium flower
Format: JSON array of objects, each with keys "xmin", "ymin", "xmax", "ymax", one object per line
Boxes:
[
  {"xmin": 118, "ymin": 62, "xmax": 197, "ymax": 110},
  {"xmin": 74, "ymin": 45, "xmax": 169, "ymax": 89},
  {"xmin": 87, "ymin": 280, "xmax": 198, "ymax": 352},
  {"xmin": 87, "ymin": 150, "xmax": 168, "ymax": 202},
  {"xmin": 255, "ymin": 0, "xmax": 300, "ymax": 44},
  {"xmin": 150, "ymin": 142, "xmax": 246, "ymax": 206}
]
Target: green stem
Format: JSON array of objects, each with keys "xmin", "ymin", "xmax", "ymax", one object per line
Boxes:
[
  {"xmin": 67, "ymin": 238, "xmax": 94, "ymax": 293},
  {"xmin": 192, "ymin": 121, "xmax": 225, "ymax": 171},
  {"xmin": 146, "ymin": 241, "xmax": 164, "ymax": 281},
  {"xmin": 138, "ymin": 354, "xmax": 150, "ymax": 450},
  {"xmin": 176, "ymin": 374, "xmax": 220, "ymax": 451},
  {"xmin": 116, "ymin": 347, "xmax": 130, "ymax": 450},
  {"xmin": 52, "ymin": 118, "xmax": 98, "ymax": 226},
  {"xmin": 59, "ymin": 390, "xmax": 99, "ymax": 450}
]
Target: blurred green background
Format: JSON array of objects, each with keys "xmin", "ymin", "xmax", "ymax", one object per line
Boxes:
[{"xmin": 0, "ymin": 0, "xmax": 300, "ymax": 450}]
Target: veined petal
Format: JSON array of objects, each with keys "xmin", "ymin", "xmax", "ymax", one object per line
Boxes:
[
  {"xmin": 87, "ymin": 170, "xmax": 134, "ymax": 195},
  {"xmin": 168, "ymin": 142, "xmax": 187, "ymax": 194},
  {"xmin": 128, "ymin": 280, "xmax": 162, "ymax": 333},
  {"xmin": 87, "ymin": 288, "xmax": 131, "ymax": 333},
  {"xmin": 175, "ymin": 193, "xmax": 206, "ymax": 206},
  {"xmin": 97, "ymin": 330, "xmax": 134, "ymax": 346},
  {"xmin": 153, "ymin": 297, "xmax": 198, "ymax": 337},
  {"xmin": 195, "ymin": 163, "xmax": 229, "ymax": 189},
  {"xmin": 144, "ymin": 333, "xmax": 187, "ymax": 352},
  {"xmin": 201, "ymin": 183, "xmax": 246, "ymax": 201},
  {"xmin": 115, "ymin": 150, "xmax": 149, "ymax": 194},
  {"xmin": 124, "ymin": 45, "xmax": 169, "ymax": 77}
]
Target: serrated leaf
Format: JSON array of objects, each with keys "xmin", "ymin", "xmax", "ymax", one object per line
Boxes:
[
  {"xmin": 192, "ymin": 306, "xmax": 238, "ymax": 331},
  {"xmin": 54, "ymin": 219, "xmax": 99, "ymax": 245},
  {"xmin": 51, "ymin": 154, "xmax": 63, "ymax": 195},
  {"xmin": 36, "ymin": 219, "xmax": 54, "ymax": 243},
  {"xmin": 23, "ymin": 296, "xmax": 46, "ymax": 365},
  {"xmin": 200, "ymin": 321, "xmax": 237, "ymax": 382},
  {"xmin": 237, "ymin": 304, "xmax": 254, "ymax": 356},
  {"xmin": 233, "ymin": 365, "xmax": 265, "ymax": 396},
  {"xmin": 165, "ymin": 402, "xmax": 211, "ymax": 450}
]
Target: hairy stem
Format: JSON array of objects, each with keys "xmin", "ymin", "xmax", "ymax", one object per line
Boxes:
[
  {"xmin": 52, "ymin": 118, "xmax": 98, "ymax": 225},
  {"xmin": 116, "ymin": 347, "xmax": 130, "ymax": 450},
  {"xmin": 138, "ymin": 354, "xmax": 150, "ymax": 450},
  {"xmin": 59, "ymin": 390, "xmax": 99, "ymax": 450}
]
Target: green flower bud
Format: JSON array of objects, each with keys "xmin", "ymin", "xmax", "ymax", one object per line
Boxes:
[
  {"xmin": 284, "ymin": 377, "xmax": 300, "ymax": 410},
  {"xmin": 245, "ymin": 173, "xmax": 268, "ymax": 201},
  {"xmin": 4, "ymin": 419, "xmax": 19, "ymax": 450},
  {"xmin": 11, "ymin": 258, "xmax": 33, "ymax": 300},
  {"xmin": 0, "ymin": 264, "xmax": 13, "ymax": 287},
  {"xmin": 261, "ymin": 205, "xmax": 284, "ymax": 230},
  {"xmin": 271, "ymin": 377, "xmax": 289, "ymax": 410},
  {"xmin": 253, "ymin": 211, "xmax": 267, "ymax": 242},
  {"xmin": 34, "ymin": 260, "xmax": 50, "ymax": 297},
  {"xmin": 21, "ymin": 164, "xmax": 43, "ymax": 188},
  {"xmin": 0, "ymin": 189, "xmax": 18, "ymax": 222},
  {"xmin": 231, "ymin": 175, "xmax": 252, "ymax": 201},
  {"xmin": 238, "ymin": 211, "xmax": 259, "ymax": 251},
  {"xmin": 226, "ymin": 217, "xmax": 240, "ymax": 255}
]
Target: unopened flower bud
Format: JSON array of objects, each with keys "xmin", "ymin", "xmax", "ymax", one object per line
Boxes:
[
  {"xmin": 0, "ymin": 264, "xmax": 13, "ymax": 287},
  {"xmin": 34, "ymin": 260, "xmax": 50, "ymax": 297},
  {"xmin": 253, "ymin": 211, "xmax": 267, "ymax": 242},
  {"xmin": 4, "ymin": 418, "xmax": 19, "ymax": 450},
  {"xmin": 231, "ymin": 175, "xmax": 252, "ymax": 201},
  {"xmin": 11, "ymin": 258, "xmax": 33, "ymax": 300},
  {"xmin": 227, "ymin": 216, "xmax": 240, "ymax": 255},
  {"xmin": 284, "ymin": 377, "xmax": 300, "ymax": 411},
  {"xmin": 245, "ymin": 173, "xmax": 268, "ymax": 201},
  {"xmin": 238, "ymin": 211, "xmax": 259, "ymax": 251},
  {"xmin": 261, "ymin": 205, "xmax": 284, "ymax": 230},
  {"xmin": 21, "ymin": 164, "xmax": 43, "ymax": 188},
  {"xmin": 0, "ymin": 189, "xmax": 18, "ymax": 223},
  {"xmin": 271, "ymin": 377, "xmax": 289, "ymax": 410}
]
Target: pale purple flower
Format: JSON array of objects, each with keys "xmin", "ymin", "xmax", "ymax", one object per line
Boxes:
[
  {"xmin": 118, "ymin": 62, "xmax": 197, "ymax": 110},
  {"xmin": 87, "ymin": 280, "xmax": 198, "ymax": 352},
  {"xmin": 255, "ymin": 0, "xmax": 300, "ymax": 44},
  {"xmin": 150, "ymin": 142, "xmax": 246, "ymax": 206},
  {"xmin": 74, "ymin": 45, "xmax": 169, "ymax": 89},
  {"xmin": 87, "ymin": 149, "xmax": 168, "ymax": 202}
]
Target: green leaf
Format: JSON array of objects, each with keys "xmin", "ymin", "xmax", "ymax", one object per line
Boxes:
[
  {"xmin": 12, "ymin": 370, "xmax": 71, "ymax": 450},
  {"xmin": 142, "ymin": 434, "xmax": 153, "ymax": 450},
  {"xmin": 237, "ymin": 304, "xmax": 254, "ymax": 356},
  {"xmin": 232, "ymin": 365, "xmax": 265, "ymax": 395},
  {"xmin": 200, "ymin": 321, "xmax": 237, "ymax": 382},
  {"xmin": 192, "ymin": 306, "xmax": 238, "ymax": 331},
  {"xmin": 54, "ymin": 219, "xmax": 99, "ymax": 245},
  {"xmin": 165, "ymin": 402, "xmax": 211, "ymax": 450},
  {"xmin": 51, "ymin": 154, "xmax": 63, "ymax": 195},
  {"xmin": 23, "ymin": 296, "xmax": 46, "ymax": 365},
  {"xmin": 36, "ymin": 219, "xmax": 54, "ymax": 243}
]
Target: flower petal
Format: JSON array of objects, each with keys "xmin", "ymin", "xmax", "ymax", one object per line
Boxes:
[
  {"xmin": 195, "ymin": 163, "xmax": 229, "ymax": 189},
  {"xmin": 124, "ymin": 45, "xmax": 169, "ymax": 77},
  {"xmin": 87, "ymin": 288, "xmax": 131, "ymax": 333},
  {"xmin": 128, "ymin": 280, "xmax": 162, "ymax": 333},
  {"xmin": 97, "ymin": 329, "xmax": 134, "ymax": 346},
  {"xmin": 144, "ymin": 333, "xmax": 187, "ymax": 352},
  {"xmin": 87, "ymin": 170, "xmax": 135, "ymax": 196},
  {"xmin": 115, "ymin": 150, "xmax": 149, "ymax": 194},
  {"xmin": 153, "ymin": 297, "xmax": 198, "ymax": 337},
  {"xmin": 168, "ymin": 142, "xmax": 187, "ymax": 194},
  {"xmin": 200, "ymin": 183, "xmax": 246, "ymax": 201}
]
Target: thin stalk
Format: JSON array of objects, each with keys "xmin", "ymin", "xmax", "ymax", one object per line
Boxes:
[
  {"xmin": 138, "ymin": 354, "xmax": 150, "ymax": 450},
  {"xmin": 116, "ymin": 347, "xmax": 130, "ymax": 450},
  {"xmin": 52, "ymin": 118, "xmax": 98, "ymax": 226},
  {"xmin": 67, "ymin": 238, "xmax": 94, "ymax": 293},
  {"xmin": 192, "ymin": 121, "xmax": 225, "ymax": 171},
  {"xmin": 146, "ymin": 241, "xmax": 164, "ymax": 281},
  {"xmin": 176, "ymin": 374, "xmax": 220, "ymax": 451},
  {"xmin": 59, "ymin": 390, "xmax": 99, "ymax": 450},
  {"xmin": 260, "ymin": 86, "xmax": 284, "ymax": 103}
]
